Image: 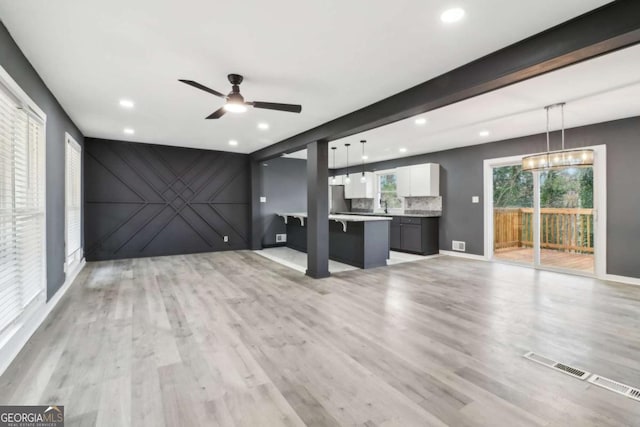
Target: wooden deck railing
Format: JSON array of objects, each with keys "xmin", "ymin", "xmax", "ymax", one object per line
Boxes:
[{"xmin": 494, "ymin": 207, "xmax": 594, "ymax": 253}]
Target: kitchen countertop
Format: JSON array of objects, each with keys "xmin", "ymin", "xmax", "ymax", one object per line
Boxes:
[
  {"xmin": 279, "ymin": 212, "xmax": 392, "ymax": 222},
  {"xmin": 336, "ymin": 211, "xmax": 442, "ymax": 218}
]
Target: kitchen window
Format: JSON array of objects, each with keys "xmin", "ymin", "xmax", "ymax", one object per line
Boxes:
[{"xmin": 376, "ymin": 173, "xmax": 403, "ymax": 210}]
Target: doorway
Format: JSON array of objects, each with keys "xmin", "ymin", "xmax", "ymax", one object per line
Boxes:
[{"xmin": 484, "ymin": 145, "xmax": 606, "ymax": 277}]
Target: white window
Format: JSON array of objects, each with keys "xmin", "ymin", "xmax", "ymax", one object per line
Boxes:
[
  {"xmin": 65, "ymin": 134, "xmax": 82, "ymax": 271},
  {"xmin": 376, "ymin": 172, "xmax": 403, "ymax": 210},
  {"xmin": 0, "ymin": 80, "xmax": 46, "ymax": 334}
]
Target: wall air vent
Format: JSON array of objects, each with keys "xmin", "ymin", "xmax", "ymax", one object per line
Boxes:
[
  {"xmin": 523, "ymin": 351, "xmax": 591, "ymax": 380},
  {"xmin": 588, "ymin": 375, "xmax": 640, "ymax": 402},
  {"xmin": 452, "ymin": 240, "xmax": 466, "ymax": 252}
]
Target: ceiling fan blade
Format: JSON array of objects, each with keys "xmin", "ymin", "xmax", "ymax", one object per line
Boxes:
[
  {"xmin": 250, "ymin": 101, "xmax": 302, "ymax": 113},
  {"xmin": 206, "ymin": 107, "xmax": 226, "ymax": 119},
  {"xmin": 179, "ymin": 79, "xmax": 226, "ymax": 98}
]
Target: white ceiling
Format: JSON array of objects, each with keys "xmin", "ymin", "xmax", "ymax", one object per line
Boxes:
[
  {"xmin": 0, "ymin": 0, "xmax": 611, "ymax": 153},
  {"xmin": 286, "ymin": 43, "xmax": 640, "ymax": 168}
]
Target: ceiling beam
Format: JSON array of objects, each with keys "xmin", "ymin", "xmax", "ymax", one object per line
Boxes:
[{"xmin": 250, "ymin": 0, "xmax": 640, "ymax": 161}]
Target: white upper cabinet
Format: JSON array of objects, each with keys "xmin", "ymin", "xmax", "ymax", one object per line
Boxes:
[
  {"xmin": 329, "ymin": 175, "xmax": 345, "ymax": 186},
  {"xmin": 344, "ymin": 172, "xmax": 375, "ymax": 199},
  {"xmin": 396, "ymin": 164, "xmax": 440, "ymax": 197},
  {"xmin": 396, "ymin": 166, "xmax": 412, "ymax": 198}
]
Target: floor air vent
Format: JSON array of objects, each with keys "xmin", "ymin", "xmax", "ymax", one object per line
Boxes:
[
  {"xmin": 588, "ymin": 375, "xmax": 640, "ymax": 402},
  {"xmin": 523, "ymin": 352, "xmax": 591, "ymax": 380}
]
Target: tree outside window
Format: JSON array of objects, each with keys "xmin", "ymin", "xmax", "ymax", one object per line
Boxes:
[{"xmin": 377, "ymin": 173, "xmax": 403, "ymax": 209}]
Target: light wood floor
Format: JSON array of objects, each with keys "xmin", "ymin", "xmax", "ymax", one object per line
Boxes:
[
  {"xmin": 1, "ymin": 252, "xmax": 640, "ymax": 426},
  {"xmin": 495, "ymin": 247, "xmax": 594, "ymax": 272}
]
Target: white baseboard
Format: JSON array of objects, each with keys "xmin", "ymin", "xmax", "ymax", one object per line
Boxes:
[
  {"xmin": 439, "ymin": 250, "xmax": 487, "ymax": 261},
  {"xmin": 0, "ymin": 258, "xmax": 86, "ymax": 376},
  {"xmin": 438, "ymin": 250, "xmax": 640, "ymax": 287},
  {"xmin": 604, "ymin": 274, "xmax": 640, "ymax": 286}
]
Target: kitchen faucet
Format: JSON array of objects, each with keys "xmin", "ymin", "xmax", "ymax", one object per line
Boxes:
[{"xmin": 381, "ymin": 198, "xmax": 388, "ymax": 214}]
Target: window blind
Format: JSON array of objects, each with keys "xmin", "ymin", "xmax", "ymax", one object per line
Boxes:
[
  {"xmin": 0, "ymin": 86, "xmax": 45, "ymax": 334},
  {"xmin": 65, "ymin": 135, "xmax": 81, "ymax": 267}
]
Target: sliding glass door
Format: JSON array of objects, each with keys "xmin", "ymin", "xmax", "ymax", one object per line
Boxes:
[
  {"xmin": 492, "ymin": 165, "xmax": 534, "ymax": 265},
  {"xmin": 491, "ymin": 163, "xmax": 595, "ymax": 274},
  {"xmin": 538, "ymin": 167, "xmax": 594, "ymax": 272}
]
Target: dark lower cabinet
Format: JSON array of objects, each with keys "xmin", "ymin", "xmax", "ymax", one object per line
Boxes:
[
  {"xmin": 390, "ymin": 216, "xmax": 439, "ymax": 255},
  {"xmin": 390, "ymin": 224, "xmax": 401, "ymax": 249},
  {"xmin": 400, "ymin": 224, "xmax": 422, "ymax": 252}
]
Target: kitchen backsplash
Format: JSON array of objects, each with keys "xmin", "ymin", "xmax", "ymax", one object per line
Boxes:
[
  {"xmin": 350, "ymin": 196, "xmax": 442, "ymax": 213},
  {"xmin": 351, "ymin": 198, "xmax": 374, "ymax": 211},
  {"xmin": 405, "ymin": 196, "xmax": 442, "ymax": 211}
]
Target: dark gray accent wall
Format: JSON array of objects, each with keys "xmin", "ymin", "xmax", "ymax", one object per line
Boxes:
[
  {"xmin": 84, "ymin": 138, "xmax": 250, "ymax": 261},
  {"xmin": 256, "ymin": 157, "xmax": 307, "ymax": 247},
  {"xmin": 334, "ymin": 117, "xmax": 640, "ymax": 279},
  {"xmin": 0, "ymin": 22, "xmax": 84, "ymax": 300}
]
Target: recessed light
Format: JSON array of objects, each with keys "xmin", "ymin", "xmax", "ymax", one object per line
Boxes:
[
  {"xmin": 228, "ymin": 139, "xmax": 238, "ymax": 146},
  {"xmin": 415, "ymin": 117, "xmax": 427, "ymax": 125},
  {"xmin": 362, "ymin": 155, "xmax": 369, "ymax": 160},
  {"xmin": 119, "ymin": 99, "xmax": 134, "ymax": 109},
  {"xmin": 258, "ymin": 122, "xmax": 269, "ymax": 130},
  {"xmin": 399, "ymin": 148, "xmax": 408, "ymax": 153},
  {"xmin": 123, "ymin": 128, "xmax": 135, "ymax": 135},
  {"xmin": 441, "ymin": 7, "xmax": 465, "ymax": 23},
  {"xmin": 479, "ymin": 130, "xmax": 490, "ymax": 137}
]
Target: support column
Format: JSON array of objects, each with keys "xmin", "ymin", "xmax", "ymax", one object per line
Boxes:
[{"xmin": 306, "ymin": 140, "xmax": 330, "ymax": 278}]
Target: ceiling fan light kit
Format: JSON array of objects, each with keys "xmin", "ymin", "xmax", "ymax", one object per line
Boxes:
[
  {"xmin": 223, "ymin": 102, "xmax": 248, "ymax": 113},
  {"xmin": 179, "ymin": 73, "xmax": 302, "ymax": 119},
  {"xmin": 522, "ymin": 102, "xmax": 594, "ymax": 172}
]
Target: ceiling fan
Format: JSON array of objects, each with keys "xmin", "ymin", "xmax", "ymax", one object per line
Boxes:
[{"xmin": 179, "ymin": 74, "xmax": 302, "ymax": 119}]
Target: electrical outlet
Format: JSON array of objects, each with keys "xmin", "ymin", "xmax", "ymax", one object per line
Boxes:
[
  {"xmin": 275, "ymin": 234, "xmax": 287, "ymax": 243},
  {"xmin": 260, "ymin": 196, "xmax": 267, "ymax": 203},
  {"xmin": 223, "ymin": 236, "xmax": 229, "ymax": 242},
  {"xmin": 472, "ymin": 196, "xmax": 479, "ymax": 203}
]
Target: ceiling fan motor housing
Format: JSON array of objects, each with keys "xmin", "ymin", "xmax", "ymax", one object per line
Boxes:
[
  {"xmin": 228, "ymin": 73, "xmax": 244, "ymax": 85},
  {"xmin": 226, "ymin": 92, "xmax": 245, "ymax": 103}
]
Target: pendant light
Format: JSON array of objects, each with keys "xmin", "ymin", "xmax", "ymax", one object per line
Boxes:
[
  {"xmin": 522, "ymin": 102, "xmax": 594, "ymax": 172},
  {"xmin": 330, "ymin": 147, "xmax": 337, "ymax": 185},
  {"xmin": 344, "ymin": 143, "xmax": 351, "ymax": 184},
  {"xmin": 360, "ymin": 140, "xmax": 367, "ymax": 183}
]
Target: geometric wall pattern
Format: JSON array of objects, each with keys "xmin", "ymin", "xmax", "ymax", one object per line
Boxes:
[{"xmin": 84, "ymin": 138, "xmax": 250, "ymax": 261}]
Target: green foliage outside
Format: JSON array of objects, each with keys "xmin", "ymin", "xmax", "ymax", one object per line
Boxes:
[
  {"xmin": 493, "ymin": 166, "xmax": 593, "ymax": 209},
  {"xmin": 379, "ymin": 174, "xmax": 402, "ymax": 209},
  {"xmin": 493, "ymin": 166, "xmax": 533, "ymax": 208},
  {"xmin": 493, "ymin": 165, "xmax": 594, "ymax": 251}
]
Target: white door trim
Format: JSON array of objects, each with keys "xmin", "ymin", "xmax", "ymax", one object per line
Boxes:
[
  {"xmin": 483, "ymin": 145, "xmax": 607, "ymax": 279},
  {"xmin": 483, "ymin": 154, "xmax": 523, "ymax": 262},
  {"xmin": 64, "ymin": 132, "xmax": 84, "ymax": 276}
]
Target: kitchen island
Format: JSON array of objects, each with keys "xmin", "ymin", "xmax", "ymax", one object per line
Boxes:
[
  {"xmin": 278, "ymin": 213, "xmax": 392, "ymax": 269},
  {"xmin": 337, "ymin": 211, "xmax": 440, "ymax": 255}
]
